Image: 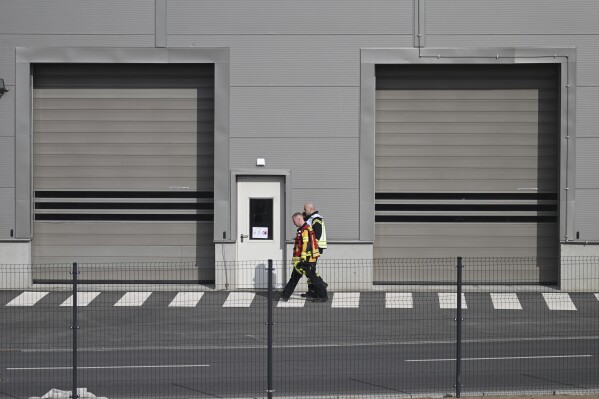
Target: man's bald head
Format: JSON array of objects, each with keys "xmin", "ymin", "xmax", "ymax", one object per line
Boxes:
[{"xmin": 303, "ymin": 202, "xmax": 315, "ymax": 215}]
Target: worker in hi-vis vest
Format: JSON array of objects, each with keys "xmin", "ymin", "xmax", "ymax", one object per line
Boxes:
[
  {"xmin": 280, "ymin": 212, "xmax": 328, "ymax": 302},
  {"xmin": 301, "ymin": 202, "xmax": 328, "ymax": 299}
]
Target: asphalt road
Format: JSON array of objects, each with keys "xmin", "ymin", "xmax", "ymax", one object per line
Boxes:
[{"xmin": 0, "ymin": 290, "xmax": 598, "ymax": 398}]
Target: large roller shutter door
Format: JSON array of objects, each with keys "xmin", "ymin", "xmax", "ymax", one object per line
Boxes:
[
  {"xmin": 31, "ymin": 64, "xmax": 215, "ymax": 283},
  {"xmin": 374, "ymin": 64, "xmax": 559, "ymax": 285}
]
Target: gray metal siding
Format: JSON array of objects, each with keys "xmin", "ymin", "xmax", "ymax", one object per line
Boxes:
[
  {"xmin": 168, "ymin": 0, "xmax": 412, "ymax": 35},
  {"xmin": 0, "ymin": 0, "xmax": 597, "ymax": 257},
  {"xmin": 575, "ymin": 190, "xmax": 599, "ymax": 239},
  {"xmin": 164, "ymin": 0, "xmax": 413, "ymax": 244},
  {"xmin": 292, "ymin": 189, "xmax": 358, "ymax": 241},
  {"xmin": 576, "ymin": 139, "xmax": 599, "ymax": 189},
  {"xmin": 168, "ymin": 35, "xmax": 412, "ymax": 86},
  {"xmin": 426, "ymin": 0, "xmax": 599, "ymax": 35},
  {"xmin": 0, "ymin": 86, "xmax": 14, "ymax": 138},
  {"xmin": 231, "ymin": 87, "xmax": 358, "ymax": 139},
  {"xmin": 0, "ymin": 137, "xmax": 13, "ymax": 187},
  {"xmin": 0, "ymin": 1, "xmax": 155, "ymax": 35},
  {"xmin": 426, "ymin": 35, "xmax": 599, "ymax": 86},
  {"xmin": 0, "ymin": 36, "xmax": 155, "ymax": 87},
  {"xmin": 0, "ymin": 189, "xmax": 14, "ymax": 236},
  {"xmin": 0, "ymin": 85, "xmax": 14, "ymax": 238},
  {"xmin": 578, "ymin": 88, "xmax": 599, "ymax": 138},
  {"xmin": 230, "ymin": 138, "xmax": 358, "ymax": 189}
]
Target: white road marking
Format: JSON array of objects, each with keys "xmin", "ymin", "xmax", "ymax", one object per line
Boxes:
[
  {"xmin": 331, "ymin": 292, "xmax": 360, "ymax": 308},
  {"xmin": 438, "ymin": 293, "xmax": 467, "ymax": 309},
  {"xmin": 594, "ymin": 293, "xmax": 599, "ymax": 302},
  {"xmin": 223, "ymin": 292, "xmax": 255, "ymax": 308},
  {"xmin": 6, "ymin": 292, "xmax": 49, "ymax": 307},
  {"xmin": 60, "ymin": 292, "xmax": 101, "ymax": 307},
  {"xmin": 114, "ymin": 292, "xmax": 152, "ymax": 307},
  {"xmin": 385, "ymin": 293, "xmax": 413, "ymax": 309},
  {"xmin": 8, "ymin": 364, "xmax": 210, "ymax": 370},
  {"xmin": 277, "ymin": 296, "xmax": 305, "ymax": 308},
  {"xmin": 168, "ymin": 292, "xmax": 204, "ymax": 307},
  {"xmin": 490, "ymin": 293, "xmax": 522, "ymax": 310},
  {"xmin": 406, "ymin": 354, "xmax": 591, "ymax": 362},
  {"xmin": 543, "ymin": 293, "xmax": 577, "ymax": 311},
  {"xmin": 8, "ymin": 335, "xmax": 599, "ymax": 353}
]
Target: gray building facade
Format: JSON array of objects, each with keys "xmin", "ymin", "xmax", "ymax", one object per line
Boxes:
[{"xmin": 0, "ymin": 0, "xmax": 597, "ymax": 290}]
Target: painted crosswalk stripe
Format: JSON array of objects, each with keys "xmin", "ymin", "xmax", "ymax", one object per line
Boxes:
[
  {"xmin": 385, "ymin": 293, "xmax": 413, "ymax": 309},
  {"xmin": 277, "ymin": 296, "xmax": 305, "ymax": 308},
  {"xmin": 6, "ymin": 292, "xmax": 49, "ymax": 307},
  {"xmin": 223, "ymin": 292, "xmax": 255, "ymax": 308},
  {"xmin": 332, "ymin": 292, "xmax": 360, "ymax": 308},
  {"xmin": 490, "ymin": 293, "xmax": 522, "ymax": 310},
  {"xmin": 543, "ymin": 293, "xmax": 577, "ymax": 311},
  {"xmin": 595, "ymin": 293, "xmax": 599, "ymax": 302},
  {"xmin": 438, "ymin": 293, "xmax": 467, "ymax": 309},
  {"xmin": 114, "ymin": 292, "xmax": 152, "ymax": 307},
  {"xmin": 60, "ymin": 292, "xmax": 101, "ymax": 307},
  {"xmin": 169, "ymin": 292, "xmax": 204, "ymax": 307}
]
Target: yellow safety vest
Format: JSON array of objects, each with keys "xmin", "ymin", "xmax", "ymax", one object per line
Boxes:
[{"xmin": 307, "ymin": 214, "xmax": 327, "ymax": 249}]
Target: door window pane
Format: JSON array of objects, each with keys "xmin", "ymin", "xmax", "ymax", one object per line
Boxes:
[{"xmin": 249, "ymin": 198, "xmax": 273, "ymax": 240}]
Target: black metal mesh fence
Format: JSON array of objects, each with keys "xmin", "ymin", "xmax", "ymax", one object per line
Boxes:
[{"xmin": 0, "ymin": 257, "xmax": 598, "ymax": 398}]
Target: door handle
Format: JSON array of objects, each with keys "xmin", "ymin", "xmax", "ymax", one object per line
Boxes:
[{"xmin": 240, "ymin": 234, "xmax": 249, "ymax": 242}]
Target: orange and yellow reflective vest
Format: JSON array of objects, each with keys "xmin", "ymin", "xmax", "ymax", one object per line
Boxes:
[{"xmin": 292, "ymin": 223, "xmax": 320, "ymax": 265}]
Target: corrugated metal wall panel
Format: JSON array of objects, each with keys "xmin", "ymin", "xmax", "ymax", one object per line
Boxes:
[
  {"xmin": 167, "ymin": 35, "xmax": 411, "ymax": 86},
  {"xmin": 168, "ymin": 0, "xmax": 412, "ymax": 35},
  {"xmin": 231, "ymin": 87, "xmax": 358, "ymax": 138},
  {"xmin": 575, "ymin": 190, "xmax": 599, "ymax": 240},
  {"xmin": 0, "ymin": 36, "xmax": 155, "ymax": 86},
  {"xmin": 0, "ymin": 86, "xmax": 14, "ymax": 138},
  {"xmin": 292, "ymin": 189, "xmax": 358, "ymax": 241},
  {"xmin": 578, "ymin": 88, "xmax": 599, "ymax": 138},
  {"xmin": 0, "ymin": 82, "xmax": 13, "ymax": 239},
  {"xmin": 0, "ymin": 189, "xmax": 14, "ymax": 237},
  {"xmin": 0, "ymin": 1, "xmax": 154, "ymax": 35},
  {"xmin": 230, "ymin": 138, "xmax": 358, "ymax": 189},
  {"xmin": 374, "ymin": 64, "xmax": 560, "ymax": 284},
  {"xmin": 427, "ymin": 35, "xmax": 599, "ymax": 85},
  {"xmin": 0, "ymin": 137, "xmax": 14, "ymax": 185},
  {"xmin": 426, "ymin": 0, "xmax": 599, "ymax": 35},
  {"xmin": 576, "ymin": 139, "xmax": 599, "ymax": 189}
]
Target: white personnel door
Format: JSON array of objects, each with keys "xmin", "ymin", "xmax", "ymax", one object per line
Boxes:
[{"xmin": 236, "ymin": 176, "xmax": 285, "ymax": 289}]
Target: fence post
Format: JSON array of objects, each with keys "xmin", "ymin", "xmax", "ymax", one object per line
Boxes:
[
  {"xmin": 455, "ymin": 256, "xmax": 463, "ymax": 398},
  {"xmin": 71, "ymin": 262, "xmax": 79, "ymax": 399},
  {"xmin": 266, "ymin": 259, "xmax": 274, "ymax": 398}
]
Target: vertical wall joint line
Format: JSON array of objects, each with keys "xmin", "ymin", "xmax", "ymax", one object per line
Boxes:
[{"xmin": 155, "ymin": 0, "xmax": 167, "ymax": 48}]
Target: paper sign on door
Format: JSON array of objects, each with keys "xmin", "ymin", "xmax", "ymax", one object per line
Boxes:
[{"xmin": 252, "ymin": 227, "xmax": 269, "ymax": 239}]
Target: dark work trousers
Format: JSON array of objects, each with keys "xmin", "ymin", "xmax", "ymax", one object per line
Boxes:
[
  {"xmin": 282, "ymin": 262, "xmax": 327, "ymax": 299},
  {"xmin": 306, "ymin": 249, "xmax": 324, "ymax": 294}
]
